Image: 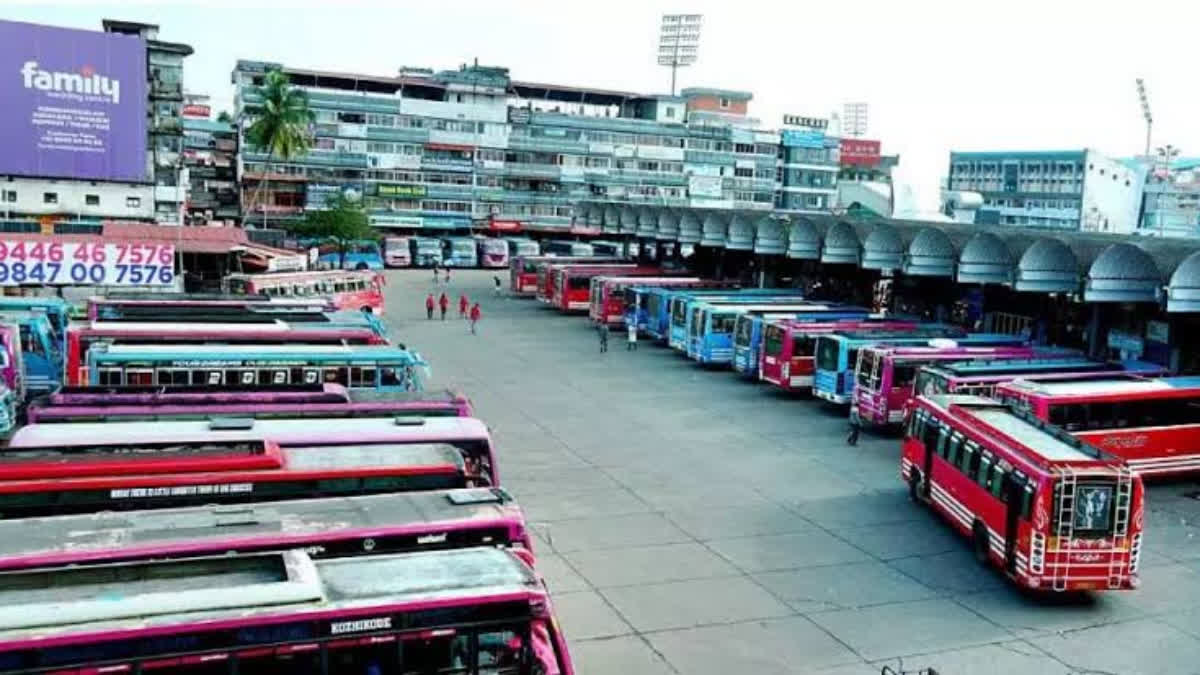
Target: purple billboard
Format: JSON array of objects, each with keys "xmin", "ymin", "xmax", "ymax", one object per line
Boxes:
[{"xmin": 0, "ymin": 20, "xmax": 147, "ymax": 182}]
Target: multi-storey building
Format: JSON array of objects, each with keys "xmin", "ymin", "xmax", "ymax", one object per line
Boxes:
[
  {"xmin": 182, "ymin": 114, "xmax": 240, "ymax": 227},
  {"xmin": 836, "ymin": 139, "xmax": 898, "ymax": 218},
  {"xmin": 1135, "ymin": 158, "xmax": 1200, "ymax": 238},
  {"xmin": 231, "ymin": 62, "xmax": 782, "ymax": 233},
  {"xmin": 776, "ymin": 116, "xmax": 839, "ymax": 214},
  {"xmin": 0, "ymin": 19, "xmax": 191, "ymax": 227},
  {"xmin": 947, "ymin": 149, "xmax": 1146, "ymax": 233}
]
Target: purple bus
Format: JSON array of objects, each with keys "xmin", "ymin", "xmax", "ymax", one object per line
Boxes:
[
  {"xmin": 27, "ymin": 387, "xmax": 475, "ymax": 423},
  {"xmin": 0, "ymin": 546, "xmax": 575, "ymax": 674}
]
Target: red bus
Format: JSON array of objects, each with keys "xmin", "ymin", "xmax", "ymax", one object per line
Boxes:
[
  {"xmin": 87, "ymin": 294, "xmax": 333, "ymax": 320},
  {"xmin": 996, "ymin": 376, "xmax": 1200, "ymax": 477},
  {"xmin": 551, "ymin": 265, "xmax": 659, "ymax": 312},
  {"xmin": 903, "ymin": 394, "xmax": 1142, "ymax": 591},
  {"xmin": 508, "ymin": 256, "xmax": 621, "ymax": 296},
  {"xmin": 589, "ymin": 276, "xmax": 700, "ymax": 325},
  {"xmin": 225, "ymin": 269, "xmax": 386, "ymax": 316},
  {"xmin": 537, "ymin": 262, "xmax": 637, "ymax": 305},
  {"xmin": 758, "ymin": 319, "xmax": 918, "ymax": 392},
  {"xmin": 912, "ymin": 358, "xmax": 1169, "ymax": 398},
  {"xmin": 65, "ymin": 321, "xmax": 388, "ymax": 386}
]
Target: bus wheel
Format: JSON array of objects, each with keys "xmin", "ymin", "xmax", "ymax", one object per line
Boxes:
[
  {"xmin": 355, "ymin": 262, "xmax": 369, "ymax": 270},
  {"xmin": 908, "ymin": 471, "xmax": 923, "ymax": 505},
  {"xmin": 972, "ymin": 522, "xmax": 991, "ymax": 566}
]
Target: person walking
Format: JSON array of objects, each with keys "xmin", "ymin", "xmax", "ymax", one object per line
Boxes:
[
  {"xmin": 444, "ymin": 267, "xmax": 451, "ymax": 284},
  {"xmin": 431, "ymin": 263, "xmax": 439, "ymax": 284},
  {"xmin": 846, "ymin": 412, "xmax": 861, "ymax": 446},
  {"xmin": 438, "ymin": 292, "xmax": 449, "ymax": 320},
  {"xmin": 598, "ymin": 323, "xmax": 609, "ymax": 353},
  {"xmin": 493, "ymin": 275, "xmax": 502, "ymax": 297},
  {"xmin": 458, "ymin": 293, "xmax": 469, "ymax": 319},
  {"xmin": 425, "ymin": 293, "xmax": 435, "ymax": 320},
  {"xmin": 626, "ymin": 319, "xmax": 638, "ymax": 351},
  {"xmin": 469, "ymin": 302, "xmax": 481, "ymax": 334}
]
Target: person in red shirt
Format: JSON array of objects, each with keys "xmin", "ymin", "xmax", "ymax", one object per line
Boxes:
[
  {"xmin": 425, "ymin": 293, "xmax": 435, "ymax": 320},
  {"xmin": 469, "ymin": 302, "xmax": 481, "ymax": 334},
  {"xmin": 458, "ymin": 294, "xmax": 469, "ymax": 318},
  {"xmin": 438, "ymin": 292, "xmax": 449, "ymax": 320}
]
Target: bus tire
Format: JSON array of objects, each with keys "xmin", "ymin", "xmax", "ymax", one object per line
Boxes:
[
  {"xmin": 355, "ymin": 262, "xmax": 368, "ymax": 270},
  {"xmin": 908, "ymin": 471, "xmax": 923, "ymax": 505},
  {"xmin": 972, "ymin": 522, "xmax": 991, "ymax": 566}
]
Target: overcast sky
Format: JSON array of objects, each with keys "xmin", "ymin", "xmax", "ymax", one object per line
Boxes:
[{"xmin": 7, "ymin": 0, "xmax": 1197, "ymax": 209}]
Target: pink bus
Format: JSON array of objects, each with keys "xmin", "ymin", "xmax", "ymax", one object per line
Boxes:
[
  {"xmin": 912, "ymin": 358, "xmax": 1169, "ymax": 398},
  {"xmin": 589, "ymin": 276, "xmax": 699, "ymax": 324},
  {"xmin": 0, "ymin": 546, "xmax": 574, "ymax": 674},
  {"xmin": 0, "ymin": 323, "xmax": 23, "ymax": 399},
  {"xmin": 758, "ymin": 319, "xmax": 919, "ymax": 392},
  {"xmin": 88, "ymin": 293, "xmax": 333, "ymax": 321},
  {"xmin": 11, "ymin": 415, "xmax": 502, "ymax": 489},
  {"xmin": 27, "ymin": 387, "xmax": 474, "ymax": 423},
  {"xmin": 853, "ymin": 345, "xmax": 1071, "ymax": 427},
  {"xmin": 44, "ymin": 383, "xmax": 350, "ymax": 406},
  {"xmin": 225, "ymin": 269, "xmax": 386, "ymax": 316}
]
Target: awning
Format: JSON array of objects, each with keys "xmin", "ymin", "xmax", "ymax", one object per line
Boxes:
[
  {"xmin": 902, "ymin": 227, "xmax": 955, "ymax": 277},
  {"xmin": 618, "ymin": 206, "xmax": 639, "ymax": 235},
  {"xmin": 636, "ymin": 206, "xmax": 658, "ymax": 238},
  {"xmin": 1084, "ymin": 243, "xmax": 1161, "ymax": 303},
  {"xmin": 861, "ymin": 222, "xmax": 903, "ymax": 271},
  {"xmin": 787, "ymin": 218, "xmax": 820, "ymax": 259},
  {"xmin": 821, "ymin": 221, "xmax": 861, "ymax": 265},
  {"xmin": 656, "ymin": 209, "xmax": 680, "ymax": 241},
  {"xmin": 677, "ymin": 210, "xmax": 702, "ymax": 244},
  {"xmin": 700, "ymin": 210, "xmax": 730, "ymax": 247},
  {"xmin": 753, "ymin": 215, "xmax": 786, "ymax": 255},
  {"xmin": 957, "ymin": 232, "xmax": 1013, "ymax": 285},
  {"xmin": 1167, "ymin": 250, "xmax": 1200, "ymax": 312},
  {"xmin": 602, "ymin": 204, "xmax": 620, "ymax": 234},
  {"xmin": 726, "ymin": 212, "xmax": 755, "ymax": 251},
  {"xmin": 1014, "ymin": 237, "xmax": 1078, "ymax": 293}
]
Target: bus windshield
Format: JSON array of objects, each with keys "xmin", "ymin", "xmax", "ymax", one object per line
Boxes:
[
  {"xmin": 856, "ymin": 350, "xmax": 880, "ymax": 391},
  {"xmin": 816, "ymin": 337, "xmax": 840, "ymax": 371},
  {"xmin": 734, "ymin": 317, "xmax": 754, "ymax": 347},
  {"xmin": 763, "ymin": 325, "xmax": 785, "ymax": 356},
  {"xmin": 913, "ymin": 368, "xmax": 948, "ymax": 396},
  {"xmin": 712, "ymin": 313, "xmax": 736, "ymax": 334},
  {"xmin": 671, "ymin": 300, "xmax": 688, "ymax": 326},
  {"xmin": 793, "ymin": 334, "xmax": 815, "ymax": 357}
]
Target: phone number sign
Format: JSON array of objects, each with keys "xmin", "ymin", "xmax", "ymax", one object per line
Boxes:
[{"xmin": 0, "ymin": 240, "xmax": 176, "ymax": 286}]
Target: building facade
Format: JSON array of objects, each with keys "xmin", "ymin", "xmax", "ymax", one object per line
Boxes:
[
  {"xmin": 836, "ymin": 138, "xmax": 897, "ymax": 218},
  {"xmin": 1137, "ymin": 158, "xmax": 1200, "ymax": 238},
  {"xmin": 947, "ymin": 149, "xmax": 1146, "ymax": 233},
  {"xmin": 232, "ymin": 62, "xmax": 784, "ymax": 233},
  {"xmin": 0, "ymin": 19, "xmax": 191, "ymax": 228},
  {"xmin": 777, "ymin": 117, "xmax": 839, "ymax": 214},
  {"xmin": 182, "ymin": 100, "xmax": 240, "ymax": 227}
]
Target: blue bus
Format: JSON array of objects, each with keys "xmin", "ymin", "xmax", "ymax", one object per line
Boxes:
[
  {"xmin": 639, "ymin": 287, "xmax": 738, "ymax": 341},
  {"xmin": 0, "ymin": 297, "xmax": 70, "ymax": 348},
  {"xmin": 317, "ymin": 240, "xmax": 384, "ymax": 270},
  {"xmin": 87, "ymin": 343, "xmax": 427, "ymax": 391},
  {"xmin": 812, "ymin": 329, "xmax": 1026, "ymax": 405},
  {"xmin": 442, "ymin": 237, "xmax": 479, "ymax": 268},
  {"xmin": 729, "ymin": 309, "xmax": 880, "ymax": 376},
  {"xmin": 690, "ymin": 304, "xmax": 872, "ymax": 364},
  {"xmin": 1, "ymin": 312, "xmax": 63, "ymax": 395},
  {"xmin": 667, "ymin": 291, "xmax": 807, "ymax": 350}
]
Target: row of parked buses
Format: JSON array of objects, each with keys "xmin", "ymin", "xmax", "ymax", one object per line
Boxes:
[
  {"xmin": 0, "ymin": 285, "xmax": 576, "ymax": 673},
  {"xmin": 515, "ymin": 261, "xmax": 1196, "ymax": 594},
  {"xmin": 380, "ymin": 236, "xmax": 576, "ymax": 270}
]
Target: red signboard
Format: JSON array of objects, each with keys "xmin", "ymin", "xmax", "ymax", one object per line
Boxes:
[
  {"xmin": 839, "ymin": 139, "xmax": 881, "ymax": 168},
  {"xmin": 181, "ymin": 104, "xmax": 212, "ymax": 119},
  {"xmin": 489, "ymin": 219, "xmax": 522, "ymax": 232}
]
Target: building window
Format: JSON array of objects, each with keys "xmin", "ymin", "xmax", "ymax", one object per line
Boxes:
[
  {"xmin": 665, "ymin": 106, "xmax": 675, "ymax": 118},
  {"xmin": 1, "ymin": 190, "xmax": 14, "ymax": 203},
  {"xmin": 719, "ymin": 97, "xmax": 730, "ymax": 108},
  {"xmin": 43, "ymin": 192, "xmax": 57, "ymax": 204},
  {"xmin": 85, "ymin": 194, "xmax": 100, "ymax": 206},
  {"xmin": 126, "ymin": 196, "xmax": 141, "ymax": 208}
]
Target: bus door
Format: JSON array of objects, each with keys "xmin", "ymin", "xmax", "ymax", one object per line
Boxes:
[{"xmin": 1002, "ymin": 472, "xmax": 1029, "ymax": 574}]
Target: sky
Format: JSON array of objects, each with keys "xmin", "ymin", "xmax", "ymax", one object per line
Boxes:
[{"xmin": 6, "ymin": 0, "xmax": 1198, "ymax": 210}]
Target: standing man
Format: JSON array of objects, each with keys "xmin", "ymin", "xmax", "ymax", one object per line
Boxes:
[
  {"xmin": 444, "ymin": 267, "xmax": 451, "ymax": 284},
  {"xmin": 493, "ymin": 275, "xmax": 503, "ymax": 297},
  {"xmin": 598, "ymin": 322, "xmax": 609, "ymax": 353},
  {"xmin": 438, "ymin": 292, "xmax": 449, "ymax": 320},
  {"xmin": 458, "ymin": 293, "xmax": 470, "ymax": 319},
  {"xmin": 425, "ymin": 293, "xmax": 435, "ymax": 320},
  {"xmin": 626, "ymin": 318, "xmax": 638, "ymax": 351},
  {"xmin": 469, "ymin": 302, "xmax": 481, "ymax": 334},
  {"xmin": 432, "ymin": 262, "xmax": 439, "ymax": 284}
]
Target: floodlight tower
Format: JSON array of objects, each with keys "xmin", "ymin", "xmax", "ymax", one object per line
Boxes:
[
  {"xmin": 843, "ymin": 102, "xmax": 869, "ymax": 138},
  {"xmin": 658, "ymin": 14, "xmax": 702, "ymax": 96},
  {"xmin": 1136, "ymin": 78, "xmax": 1153, "ymax": 158}
]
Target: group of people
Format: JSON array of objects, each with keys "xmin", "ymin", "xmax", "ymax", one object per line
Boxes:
[
  {"xmin": 425, "ymin": 290, "xmax": 482, "ymax": 334},
  {"xmin": 597, "ymin": 319, "xmax": 638, "ymax": 353}
]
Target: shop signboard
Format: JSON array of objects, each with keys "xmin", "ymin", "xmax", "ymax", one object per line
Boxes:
[{"xmin": 377, "ymin": 183, "xmax": 427, "ymax": 198}]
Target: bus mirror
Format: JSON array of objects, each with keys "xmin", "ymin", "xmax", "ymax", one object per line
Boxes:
[
  {"xmin": 209, "ymin": 417, "xmax": 255, "ymax": 431},
  {"xmin": 393, "ymin": 416, "xmax": 427, "ymax": 426}
]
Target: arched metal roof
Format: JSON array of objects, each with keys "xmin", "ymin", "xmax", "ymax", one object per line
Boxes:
[
  {"xmin": 903, "ymin": 227, "xmax": 955, "ymax": 277},
  {"xmin": 786, "ymin": 218, "xmax": 820, "ymax": 259},
  {"xmin": 584, "ymin": 202, "xmax": 603, "ymax": 228},
  {"xmin": 700, "ymin": 210, "xmax": 730, "ymax": 247},
  {"xmin": 726, "ymin": 212, "xmax": 755, "ymax": 251},
  {"xmin": 957, "ymin": 232, "xmax": 1013, "ymax": 285},
  {"xmin": 677, "ymin": 210, "xmax": 703, "ymax": 244},
  {"xmin": 1014, "ymin": 238, "xmax": 1077, "ymax": 293},
  {"xmin": 1167, "ymin": 250, "xmax": 1200, "ymax": 312},
  {"xmin": 602, "ymin": 204, "xmax": 620, "ymax": 233},
  {"xmin": 821, "ymin": 221, "xmax": 861, "ymax": 265},
  {"xmin": 636, "ymin": 206, "xmax": 658, "ymax": 238},
  {"xmin": 1084, "ymin": 243, "xmax": 1161, "ymax": 303},
  {"xmin": 861, "ymin": 223, "xmax": 904, "ymax": 271},
  {"xmin": 655, "ymin": 209, "xmax": 680, "ymax": 241},
  {"xmin": 618, "ymin": 206, "xmax": 639, "ymax": 235},
  {"xmin": 753, "ymin": 215, "xmax": 786, "ymax": 256}
]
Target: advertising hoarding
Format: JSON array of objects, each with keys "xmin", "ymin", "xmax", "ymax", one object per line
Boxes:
[
  {"xmin": 0, "ymin": 239, "xmax": 175, "ymax": 286},
  {"xmin": 688, "ymin": 175, "xmax": 723, "ymax": 199},
  {"xmin": 839, "ymin": 139, "xmax": 882, "ymax": 168},
  {"xmin": 781, "ymin": 129, "xmax": 826, "ymax": 149},
  {"xmin": 0, "ymin": 20, "xmax": 148, "ymax": 182},
  {"xmin": 377, "ymin": 183, "xmax": 427, "ymax": 198}
]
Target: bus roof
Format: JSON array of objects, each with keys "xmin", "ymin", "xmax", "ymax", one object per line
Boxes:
[
  {"xmin": 45, "ymin": 383, "xmax": 350, "ymax": 406},
  {"xmin": 822, "ymin": 328, "xmax": 965, "ymax": 341},
  {"xmin": 10, "ymin": 415, "xmax": 489, "ymax": 448},
  {"xmin": 927, "ymin": 357, "xmax": 1106, "ymax": 375},
  {"xmin": 1002, "ymin": 376, "xmax": 1200, "ymax": 398},
  {"xmin": 0, "ymin": 488, "xmax": 519, "ymax": 570},
  {"xmin": 225, "ymin": 269, "xmax": 378, "ymax": 281},
  {"xmin": 0, "ymin": 547, "xmax": 538, "ymax": 641},
  {"xmin": 87, "ymin": 343, "xmax": 415, "ymax": 361}
]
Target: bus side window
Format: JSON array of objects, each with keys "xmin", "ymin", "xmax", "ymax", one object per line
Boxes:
[
  {"xmin": 990, "ymin": 467, "xmax": 1007, "ymax": 500},
  {"xmin": 963, "ymin": 441, "xmax": 979, "ymax": 476},
  {"xmin": 936, "ymin": 426, "xmax": 950, "ymax": 459},
  {"xmin": 1087, "ymin": 403, "xmax": 1114, "ymax": 430},
  {"xmin": 922, "ymin": 414, "xmax": 940, "ymax": 453},
  {"xmin": 975, "ymin": 449, "xmax": 992, "ymax": 488},
  {"xmin": 1021, "ymin": 484, "xmax": 1035, "ymax": 519}
]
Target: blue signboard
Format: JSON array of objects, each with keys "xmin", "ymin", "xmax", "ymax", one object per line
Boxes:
[{"xmin": 781, "ymin": 129, "xmax": 826, "ymax": 149}]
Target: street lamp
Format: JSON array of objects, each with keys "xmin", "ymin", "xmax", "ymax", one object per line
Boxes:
[{"xmin": 657, "ymin": 14, "xmax": 702, "ymax": 96}]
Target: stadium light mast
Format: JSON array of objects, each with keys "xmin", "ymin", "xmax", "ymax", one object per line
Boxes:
[
  {"xmin": 843, "ymin": 102, "xmax": 869, "ymax": 138},
  {"xmin": 658, "ymin": 14, "xmax": 702, "ymax": 96},
  {"xmin": 1136, "ymin": 78, "xmax": 1153, "ymax": 158}
]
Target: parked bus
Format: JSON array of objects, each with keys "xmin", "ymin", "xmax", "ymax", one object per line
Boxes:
[
  {"xmin": 410, "ymin": 236, "xmax": 444, "ymax": 267},
  {"xmin": 442, "ymin": 237, "xmax": 479, "ymax": 268},
  {"xmin": 508, "ymin": 255, "xmax": 618, "ymax": 296},
  {"xmin": 478, "ymin": 237, "xmax": 510, "ymax": 268},
  {"xmin": 86, "ymin": 344, "xmax": 426, "ymax": 391},
  {"xmin": 590, "ymin": 240, "xmax": 623, "ymax": 257},
  {"xmin": 383, "ymin": 236, "xmax": 412, "ymax": 267},
  {"xmin": 224, "ymin": 269, "xmax": 386, "ymax": 316},
  {"xmin": 542, "ymin": 240, "xmax": 594, "ymax": 257},
  {"xmin": 65, "ymin": 321, "xmax": 389, "ymax": 386},
  {"xmin": 552, "ymin": 265, "xmax": 660, "ymax": 312},
  {"xmin": 590, "ymin": 276, "xmax": 699, "ymax": 325},
  {"xmin": 539, "ymin": 262, "xmax": 638, "ymax": 306},
  {"xmin": 28, "ymin": 387, "xmax": 473, "ymax": 423},
  {"xmin": 0, "ymin": 386, "xmax": 14, "ymax": 441},
  {"xmin": 668, "ymin": 292, "xmax": 808, "ymax": 351},
  {"xmin": 853, "ymin": 345, "xmax": 1070, "ymax": 427},
  {"xmin": 903, "ymin": 394, "xmax": 1142, "ymax": 591},
  {"xmin": 687, "ymin": 302, "xmax": 860, "ymax": 363},
  {"xmin": 0, "ymin": 546, "xmax": 575, "ymax": 674},
  {"xmin": 318, "ymin": 239, "xmax": 384, "ymax": 270},
  {"xmin": 0, "ymin": 297, "xmax": 69, "ymax": 346},
  {"xmin": 759, "ymin": 319, "xmax": 920, "ymax": 392},
  {"xmin": 912, "ymin": 358, "xmax": 1168, "ymax": 398},
  {"xmin": 10, "ymin": 413, "xmax": 496, "ymax": 492},
  {"xmin": 506, "ymin": 237, "xmax": 541, "ymax": 258},
  {"xmin": 0, "ymin": 488, "xmax": 526, "ymax": 570},
  {"xmin": 637, "ymin": 285, "xmax": 745, "ymax": 340},
  {"xmin": 996, "ymin": 376, "xmax": 1200, "ymax": 477},
  {"xmin": 42, "ymin": 383, "xmax": 348, "ymax": 406},
  {"xmin": 0, "ymin": 324, "xmax": 23, "ymax": 399},
  {"xmin": 723, "ymin": 307, "xmax": 872, "ymax": 372},
  {"xmin": 88, "ymin": 293, "xmax": 333, "ymax": 320},
  {"xmin": 2, "ymin": 312, "xmax": 61, "ymax": 396}
]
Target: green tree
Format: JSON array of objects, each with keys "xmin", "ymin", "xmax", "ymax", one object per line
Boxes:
[
  {"xmin": 244, "ymin": 69, "xmax": 314, "ymax": 228},
  {"xmin": 216, "ymin": 110, "xmax": 234, "ymax": 124},
  {"xmin": 292, "ymin": 193, "xmax": 377, "ymax": 269}
]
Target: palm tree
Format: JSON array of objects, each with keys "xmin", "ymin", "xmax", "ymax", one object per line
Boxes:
[{"xmin": 244, "ymin": 70, "xmax": 313, "ymax": 228}]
